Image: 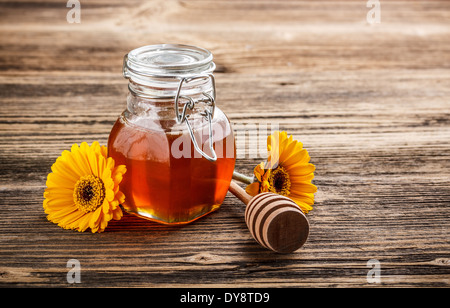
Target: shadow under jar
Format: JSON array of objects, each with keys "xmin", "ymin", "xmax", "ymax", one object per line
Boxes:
[{"xmin": 108, "ymin": 44, "xmax": 236, "ymax": 225}]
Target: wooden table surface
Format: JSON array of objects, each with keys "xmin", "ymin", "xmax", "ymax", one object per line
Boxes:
[{"xmin": 1, "ymin": 0, "xmax": 449, "ymax": 288}]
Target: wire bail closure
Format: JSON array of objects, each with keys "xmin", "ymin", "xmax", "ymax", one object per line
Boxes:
[{"xmin": 174, "ymin": 74, "xmax": 217, "ymax": 162}]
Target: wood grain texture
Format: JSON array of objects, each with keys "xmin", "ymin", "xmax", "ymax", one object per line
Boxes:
[{"xmin": 1, "ymin": 0, "xmax": 449, "ymax": 287}]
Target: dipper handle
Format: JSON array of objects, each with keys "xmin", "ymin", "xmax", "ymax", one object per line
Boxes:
[
  {"xmin": 228, "ymin": 181, "xmax": 309, "ymax": 253},
  {"xmin": 228, "ymin": 181, "xmax": 253, "ymax": 205}
]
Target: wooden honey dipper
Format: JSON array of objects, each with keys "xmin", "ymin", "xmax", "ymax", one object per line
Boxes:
[{"xmin": 228, "ymin": 181, "xmax": 310, "ymax": 253}]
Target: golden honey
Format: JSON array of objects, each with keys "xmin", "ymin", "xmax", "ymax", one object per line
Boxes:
[{"xmin": 108, "ymin": 110, "xmax": 235, "ymax": 224}]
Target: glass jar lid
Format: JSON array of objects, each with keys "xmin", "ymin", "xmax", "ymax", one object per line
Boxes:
[
  {"xmin": 123, "ymin": 44, "xmax": 216, "ymax": 98},
  {"xmin": 124, "ymin": 44, "xmax": 215, "ymax": 77}
]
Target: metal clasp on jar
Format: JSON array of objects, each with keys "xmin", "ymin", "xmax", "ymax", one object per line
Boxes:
[{"xmin": 174, "ymin": 74, "xmax": 217, "ymax": 162}]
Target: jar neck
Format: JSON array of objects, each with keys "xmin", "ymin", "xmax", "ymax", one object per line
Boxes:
[
  {"xmin": 126, "ymin": 91, "xmax": 214, "ymax": 120},
  {"xmin": 127, "ymin": 74, "xmax": 214, "ymax": 100}
]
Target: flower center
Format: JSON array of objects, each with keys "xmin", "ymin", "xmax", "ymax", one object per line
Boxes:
[
  {"xmin": 268, "ymin": 166, "xmax": 291, "ymax": 196},
  {"xmin": 73, "ymin": 175, "xmax": 105, "ymax": 213}
]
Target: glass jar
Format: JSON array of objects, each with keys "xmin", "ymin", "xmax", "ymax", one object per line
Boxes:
[{"xmin": 108, "ymin": 44, "xmax": 236, "ymax": 225}]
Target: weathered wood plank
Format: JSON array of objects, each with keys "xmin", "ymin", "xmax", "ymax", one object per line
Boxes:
[{"xmin": 0, "ymin": 0, "xmax": 449, "ymax": 287}]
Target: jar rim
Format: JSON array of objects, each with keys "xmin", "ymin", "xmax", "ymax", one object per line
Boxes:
[{"xmin": 124, "ymin": 44, "xmax": 215, "ymax": 78}]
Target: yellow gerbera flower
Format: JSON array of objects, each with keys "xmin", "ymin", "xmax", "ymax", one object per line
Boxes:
[
  {"xmin": 43, "ymin": 142, "xmax": 126, "ymax": 233},
  {"xmin": 246, "ymin": 131, "xmax": 317, "ymax": 213}
]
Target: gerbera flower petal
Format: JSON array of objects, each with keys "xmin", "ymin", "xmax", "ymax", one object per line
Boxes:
[
  {"xmin": 79, "ymin": 142, "xmax": 90, "ymax": 154},
  {"xmin": 102, "ymin": 197, "xmax": 111, "ymax": 214},
  {"xmin": 76, "ymin": 214, "xmax": 92, "ymax": 232},
  {"xmin": 285, "ymin": 163, "xmax": 316, "ymax": 175},
  {"xmin": 100, "ymin": 144, "xmax": 108, "ymax": 159},
  {"xmin": 58, "ymin": 209, "xmax": 86, "ymax": 228},
  {"xmin": 46, "ymin": 172, "xmax": 75, "ymax": 190},
  {"xmin": 50, "ymin": 158, "xmax": 80, "ymax": 183},
  {"xmin": 106, "ymin": 157, "xmax": 115, "ymax": 173},
  {"xmin": 105, "ymin": 188, "xmax": 115, "ymax": 202},
  {"xmin": 253, "ymin": 162, "xmax": 266, "ymax": 182},
  {"xmin": 290, "ymin": 192, "xmax": 315, "ymax": 205},
  {"xmin": 246, "ymin": 182, "xmax": 261, "ymax": 196},
  {"xmin": 46, "ymin": 204, "xmax": 78, "ymax": 222},
  {"xmin": 290, "ymin": 182, "xmax": 318, "ymax": 193},
  {"xmin": 267, "ymin": 131, "xmax": 289, "ymax": 166},
  {"xmin": 278, "ymin": 139, "xmax": 300, "ymax": 163},
  {"xmin": 261, "ymin": 180, "xmax": 271, "ymax": 192},
  {"xmin": 89, "ymin": 208, "xmax": 103, "ymax": 232},
  {"xmin": 115, "ymin": 190, "xmax": 126, "ymax": 204},
  {"xmin": 108, "ymin": 200, "xmax": 119, "ymax": 211},
  {"xmin": 290, "ymin": 173, "xmax": 315, "ymax": 183},
  {"xmin": 75, "ymin": 144, "xmax": 95, "ymax": 173},
  {"xmin": 112, "ymin": 207, "xmax": 123, "ymax": 220},
  {"xmin": 267, "ymin": 131, "xmax": 288, "ymax": 152},
  {"xmin": 65, "ymin": 144, "xmax": 92, "ymax": 177},
  {"xmin": 282, "ymin": 149, "xmax": 310, "ymax": 168},
  {"xmin": 112, "ymin": 165, "xmax": 126, "ymax": 186},
  {"xmin": 44, "ymin": 195, "xmax": 74, "ymax": 210},
  {"xmin": 87, "ymin": 149, "xmax": 100, "ymax": 177},
  {"xmin": 100, "ymin": 216, "xmax": 110, "ymax": 232},
  {"xmin": 101, "ymin": 167, "xmax": 114, "ymax": 187},
  {"xmin": 289, "ymin": 198, "xmax": 313, "ymax": 213}
]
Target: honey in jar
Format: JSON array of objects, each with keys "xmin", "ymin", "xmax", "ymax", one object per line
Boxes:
[{"xmin": 108, "ymin": 44, "xmax": 236, "ymax": 224}]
